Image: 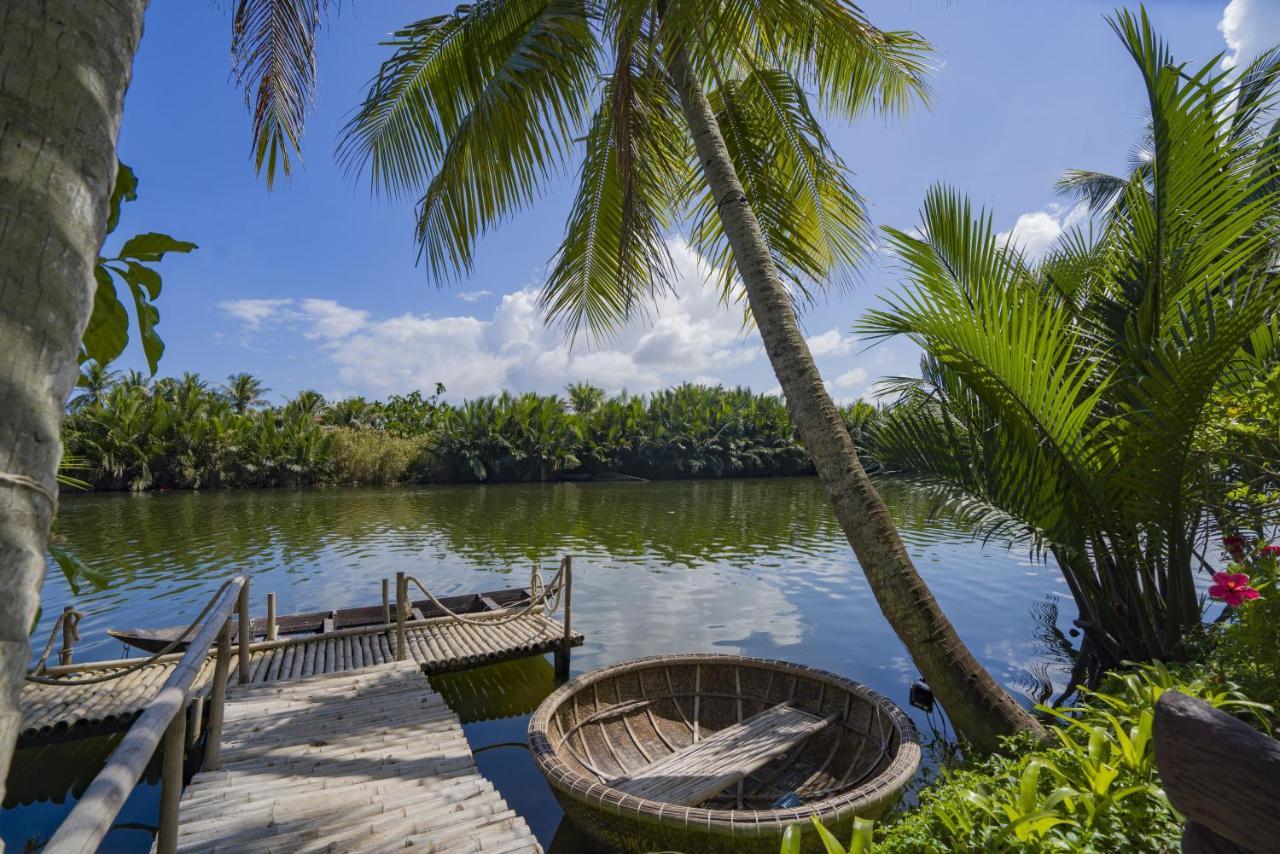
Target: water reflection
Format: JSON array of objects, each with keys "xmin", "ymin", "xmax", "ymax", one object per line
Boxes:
[{"xmin": 7, "ymin": 478, "xmax": 1074, "ymax": 851}]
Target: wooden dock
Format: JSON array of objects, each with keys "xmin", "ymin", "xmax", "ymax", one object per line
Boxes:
[
  {"xmin": 161, "ymin": 660, "xmax": 539, "ymax": 853},
  {"xmin": 21, "ymin": 611, "xmax": 582, "ymax": 746}
]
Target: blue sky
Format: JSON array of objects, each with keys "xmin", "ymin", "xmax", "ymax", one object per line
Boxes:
[{"xmin": 108, "ymin": 0, "xmax": 1280, "ymax": 403}]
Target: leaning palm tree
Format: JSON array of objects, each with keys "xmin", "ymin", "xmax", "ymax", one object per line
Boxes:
[
  {"xmin": 860, "ymin": 10, "xmax": 1280, "ymax": 666},
  {"xmin": 332, "ymin": 0, "xmax": 1039, "ymax": 745},
  {"xmin": 222, "ymin": 372, "xmax": 271, "ymax": 414}
]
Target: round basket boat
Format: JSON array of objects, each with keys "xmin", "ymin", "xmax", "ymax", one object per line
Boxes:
[{"xmin": 528, "ymin": 654, "xmax": 920, "ymax": 854}]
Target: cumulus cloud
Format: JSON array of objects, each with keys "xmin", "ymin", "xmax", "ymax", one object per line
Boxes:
[
  {"xmin": 456, "ymin": 290, "xmax": 493, "ymax": 302},
  {"xmin": 805, "ymin": 328, "xmax": 856, "ymax": 358},
  {"xmin": 996, "ymin": 202, "xmax": 1088, "ymax": 261},
  {"xmin": 219, "ymin": 241, "xmax": 765, "ymax": 399},
  {"xmin": 832, "ymin": 366, "xmax": 868, "ymax": 390},
  {"xmin": 1220, "ymin": 0, "xmax": 1280, "ymax": 70},
  {"xmin": 218, "ymin": 298, "xmax": 292, "ymax": 329}
]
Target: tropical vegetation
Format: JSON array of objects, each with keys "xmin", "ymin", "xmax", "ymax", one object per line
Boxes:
[
  {"xmin": 860, "ymin": 10, "xmax": 1280, "ymax": 666},
  {"xmin": 62, "ymin": 372, "xmax": 879, "ymax": 490}
]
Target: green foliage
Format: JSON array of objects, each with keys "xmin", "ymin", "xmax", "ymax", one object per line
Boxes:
[
  {"xmin": 860, "ymin": 10, "xmax": 1280, "ymax": 661},
  {"xmin": 83, "ymin": 162, "xmax": 196, "ymax": 373},
  {"xmin": 1198, "ymin": 362, "xmax": 1280, "ymax": 533},
  {"xmin": 63, "ymin": 373, "xmax": 872, "ymax": 490},
  {"xmin": 335, "ymin": 0, "xmax": 930, "ymax": 337},
  {"xmin": 863, "ymin": 663, "xmax": 1271, "ymax": 853}
]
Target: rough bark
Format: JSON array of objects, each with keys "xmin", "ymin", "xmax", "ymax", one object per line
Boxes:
[
  {"xmin": 664, "ymin": 45, "xmax": 1043, "ymax": 750},
  {"xmin": 0, "ymin": 0, "xmax": 147, "ymax": 808}
]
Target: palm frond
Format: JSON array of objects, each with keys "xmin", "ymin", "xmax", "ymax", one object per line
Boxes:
[{"xmin": 231, "ymin": 0, "xmax": 326, "ymax": 188}]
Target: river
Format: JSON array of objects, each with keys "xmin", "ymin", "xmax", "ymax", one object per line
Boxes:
[{"xmin": 4, "ymin": 478, "xmax": 1075, "ymax": 851}]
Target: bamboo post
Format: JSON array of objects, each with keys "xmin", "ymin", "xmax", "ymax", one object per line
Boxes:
[
  {"xmin": 59, "ymin": 605, "xmax": 76, "ymax": 666},
  {"xmin": 395, "ymin": 572, "xmax": 406, "ymax": 661},
  {"xmin": 157, "ymin": 711, "xmax": 187, "ymax": 854},
  {"xmin": 556, "ymin": 556, "xmax": 573, "ymax": 679},
  {"xmin": 186, "ymin": 697, "xmax": 204, "ymax": 749},
  {"xmin": 238, "ymin": 578, "xmax": 251, "ymax": 685},
  {"xmin": 266, "ymin": 592, "xmax": 277, "ymax": 641},
  {"xmin": 204, "ymin": 620, "xmax": 232, "ymax": 771},
  {"xmin": 382, "ymin": 578, "xmax": 391, "ymax": 625}
]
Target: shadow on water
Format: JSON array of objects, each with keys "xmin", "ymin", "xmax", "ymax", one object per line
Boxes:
[{"xmin": 6, "ymin": 477, "xmax": 1077, "ymax": 851}]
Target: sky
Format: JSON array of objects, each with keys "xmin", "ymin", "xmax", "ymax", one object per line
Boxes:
[{"xmin": 107, "ymin": 0, "xmax": 1280, "ymax": 404}]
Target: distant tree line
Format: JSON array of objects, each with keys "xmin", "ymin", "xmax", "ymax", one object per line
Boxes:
[{"xmin": 62, "ymin": 367, "xmax": 879, "ymax": 491}]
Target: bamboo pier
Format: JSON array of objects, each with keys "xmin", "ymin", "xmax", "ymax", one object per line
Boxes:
[
  {"xmin": 163, "ymin": 660, "xmax": 539, "ymax": 853},
  {"xmin": 21, "ymin": 609, "xmax": 582, "ymax": 746}
]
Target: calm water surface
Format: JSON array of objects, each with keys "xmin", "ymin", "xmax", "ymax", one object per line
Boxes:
[{"xmin": 4, "ymin": 478, "xmax": 1075, "ymax": 851}]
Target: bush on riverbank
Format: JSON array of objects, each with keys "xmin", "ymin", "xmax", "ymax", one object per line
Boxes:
[{"xmin": 64, "ymin": 371, "xmax": 878, "ymax": 491}]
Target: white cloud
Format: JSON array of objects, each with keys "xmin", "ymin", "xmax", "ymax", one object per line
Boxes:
[
  {"xmin": 832, "ymin": 367, "xmax": 868, "ymax": 390},
  {"xmin": 456, "ymin": 290, "xmax": 493, "ymax": 303},
  {"xmin": 1220, "ymin": 0, "xmax": 1280, "ymax": 70},
  {"xmin": 997, "ymin": 202, "xmax": 1088, "ymax": 261},
  {"xmin": 217, "ymin": 298, "xmax": 292, "ymax": 329},
  {"xmin": 219, "ymin": 241, "xmax": 765, "ymax": 400},
  {"xmin": 805, "ymin": 329, "xmax": 856, "ymax": 358}
]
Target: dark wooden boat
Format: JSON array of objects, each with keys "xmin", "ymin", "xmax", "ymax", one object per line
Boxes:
[
  {"xmin": 108, "ymin": 586, "xmax": 535, "ymax": 654},
  {"xmin": 528, "ymin": 654, "xmax": 920, "ymax": 854}
]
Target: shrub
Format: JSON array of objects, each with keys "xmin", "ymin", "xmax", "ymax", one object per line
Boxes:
[{"xmin": 330, "ymin": 428, "xmax": 429, "ymax": 485}]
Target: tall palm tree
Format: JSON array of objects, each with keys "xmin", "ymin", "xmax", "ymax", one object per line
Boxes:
[
  {"xmin": 566, "ymin": 382, "xmax": 606, "ymax": 415},
  {"xmin": 69, "ymin": 361, "xmax": 120, "ymax": 412},
  {"xmin": 333, "ymin": 0, "xmax": 1039, "ymax": 745},
  {"xmin": 0, "ymin": 0, "xmax": 147, "ymax": 799},
  {"xmin": 860, "ymin": 10, "xmax": 1280, "ymax": 664},
  {"xmin": 222, "ymin": 372, "xmax": 271, "ymax": 414}
]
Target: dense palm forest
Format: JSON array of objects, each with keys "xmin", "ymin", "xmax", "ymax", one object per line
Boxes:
[{"xmin": 62, "ymin": 366, "xmax": 879, "ymax": 490}]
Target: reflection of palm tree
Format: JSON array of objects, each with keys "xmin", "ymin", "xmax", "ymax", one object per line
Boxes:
[
  {"xmin": 331, "ymin": 0, "xmax": 1036, "ymax": 745},
  {"xmin": 222, "ymin": 372, "xmax": 270, "ymax": 414}
]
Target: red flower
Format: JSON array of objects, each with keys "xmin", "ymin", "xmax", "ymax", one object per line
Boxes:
[
  {"xmin": 1224, "ymin": 535, "xmax": 1248, "ymax": 560},
  {"xmin": 1262, "ymin": 544, "xmax": 1280, "ymax": 558},
  {"xmin": 1209, "ymin": 572, "xmax": 1261, "ymax": 607}
]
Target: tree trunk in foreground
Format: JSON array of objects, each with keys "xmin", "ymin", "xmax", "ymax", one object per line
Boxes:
[
  {"xmin": 0, "ymin": 0, "xmax": 147, "ymax": 806},
  {"xmin": 665, "ymin": 46, "xmax": 1043, "ymax": 751}
]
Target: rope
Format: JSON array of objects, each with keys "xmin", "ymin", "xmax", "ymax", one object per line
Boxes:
[
  {"xmin": 25, "ymin": 577, "xmax": 238, "ymax": 686},
  {"xmin": 404, "ymin": 559, "xmax": 566, "ymax": 628},
  {"xmin": 0, "ymin": 471, "xmax": 58, "ymax": 509}
]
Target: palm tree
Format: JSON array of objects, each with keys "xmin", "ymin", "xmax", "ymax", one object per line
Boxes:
[
  {"xmin": 0, "ymin": 0, "xmax": 148, "ymax": 796},
  {"xmin": 860, "ymin": 10, "xmax": 1280, "ymax": 664},
  {"xmin": 566, "ymin": 382, "xmax": 606, "ymax": 415},
  {"xmin": 69, "ymin": 361, "xmax": 120, "ymax": 412},
  {"xmin": 334, "ymin": 0, "xmax": 1039, "ymax": 745},
  {"xmin": 223, "ymin": 372, "xmax": 271, "ymax": 414}
]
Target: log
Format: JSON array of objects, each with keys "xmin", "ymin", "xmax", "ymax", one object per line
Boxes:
[{"xmin": 1154, "ymin": 690, "xmax": 1280, "ymax": 853}]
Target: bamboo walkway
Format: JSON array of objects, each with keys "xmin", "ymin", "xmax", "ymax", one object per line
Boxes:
[
  {"xmin": 21, "ymin": 612, "xmax": 583, "ymax": 746},
  {"xmin": 161, "ymin": 660, "xmax": 540, "ymax": 853}
]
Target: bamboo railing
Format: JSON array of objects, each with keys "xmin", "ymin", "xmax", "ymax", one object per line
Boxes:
[{"xmin": 42, "ymin": 575, "xmax": 248, "ymax": 854}]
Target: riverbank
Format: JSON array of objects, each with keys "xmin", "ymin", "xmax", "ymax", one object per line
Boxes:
[{"xmin": 64, "ymin": 378, "xmax": 879, "ymax": 492}]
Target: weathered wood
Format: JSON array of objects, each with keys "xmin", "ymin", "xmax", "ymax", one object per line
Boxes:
[
  {"xmin": 168, "ymin": 661, "xmax": 538, "ymax": 853},
  {"xmin": 265, "ymin": 593, "xmax": 277, "ymax": 642},
  {"xmin": 382, "ymin": 578, "xmax": 391, "ymax": 625},
  {"xmin": 186, "ymin": 697, "xmax": 204, "ymax": 749},
  {"xmin": 1154, "ymin": 690, "xmax": 1280, "ymax": 853},
  {"xmin": 204, "ymin": 621, "xmax": 232, "ymax": 771},
  {"xmin": 157, "ymin": 710, "xmax": 187, "ymax": 854},
  {"xmin": 59, "ymin": 605, "xmax": 77, "ymax": 666},
  {"xmin": 44, "ymin": 577, "xmax": 244, "ymax": 854},
  {"xmin": 557, "ymin": 556, "xmax": 573, "ymax": 679},
  {"xmin": 237, "ymin": 580, "xmax": 251, "ymax": 685},
  {"xmin": 395, "ymin": 572, "xmax": 407, "ymax": 662},
  {"xmin": 610, "ymin": 703, "xmax": 836, "ymax": 805}
]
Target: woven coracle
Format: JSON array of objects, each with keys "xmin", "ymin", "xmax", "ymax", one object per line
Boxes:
[{"xmin": 528, "ymin": 654, "xmax": 920, "ymax": 854}]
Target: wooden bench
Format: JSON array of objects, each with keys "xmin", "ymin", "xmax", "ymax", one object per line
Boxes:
[{"xmin": 609, "ymin": 704, "xmax": 836, "ymax": 806}]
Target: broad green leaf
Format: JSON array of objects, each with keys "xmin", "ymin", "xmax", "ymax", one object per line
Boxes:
[
  {"xmin": 848, "ymin": 817, "xmax": 875, "ymax": 854},
  {"xmin": 105, "ymin": 161, "xmax": 138, "ymax": 235},
  {"xmin": 48, "ymin": 544, "xmax": 110, "ymax": 596},
  {"xmin": 121, "ymin": 265, "xmax": 165, "ymax": 375},
  {"xmin": 83, "ymin": 267, "xmax": 129, "ymax": 366},
  {"xmin": 117, "ymin": 232, "xmax": 198, "ymax": 263},
  {"xmin": 810, "ymin": 816, "xmax": 847, "ymax": 854},
  {"xmin": 780, "ymin": 823, "xmax": 803, "ymax": 854}
]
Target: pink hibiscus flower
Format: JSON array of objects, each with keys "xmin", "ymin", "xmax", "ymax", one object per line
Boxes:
[
  {"xmin": 1261, "ymin": 544, "xmax": 1280, "ymax": 558},
  {"xmin": 1209, "ymin": 572, "xmax": 1261, "ymax": 607}
]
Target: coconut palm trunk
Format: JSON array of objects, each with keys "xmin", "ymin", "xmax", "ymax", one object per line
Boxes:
[
  {"xmin": 664, "ymin": 43, "xmax": 1043, "ymax": 750},
  {"xmin": 0, "ymin": 0, "xmax": 148, "ymax": 799}
]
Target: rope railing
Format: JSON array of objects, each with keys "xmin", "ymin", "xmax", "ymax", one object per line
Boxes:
[
  {"xmin": 42, "ymin": 574, "xmax": 246, "ymax": 854},
  {"xmin": 25, "ymin": 576, "xmax": 242, "ymax": 686},
  {"xmin": 402, "ymin": 557, "xmax": 567, "ymax": 628}
]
